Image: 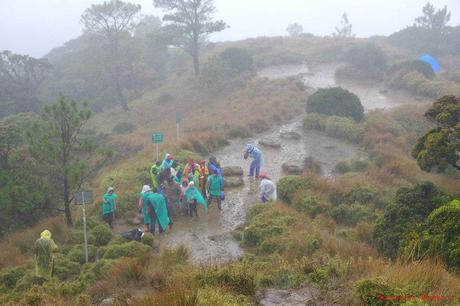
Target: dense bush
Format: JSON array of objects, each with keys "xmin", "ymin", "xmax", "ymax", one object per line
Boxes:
[
  {"xmin": 103, "ymin": 241, "xmax": 150, "ymax": 259},
  {"xmin": 242, "ymin": 205, "xmax": 294, "ymax": 253},
  {"xmin": 303, "ymin": 113, "xmax": 364, "ymax": 143},
  {"xmin": 373, "ymin": 182, "xmax": 450, "ymax": 259},
  {"xmin": 307, "ymin": 87, "xmax": 364, "ymax": 121},
  {"xmin": 353, "ymin": 278, "xmax": 412, "ymax": 306},
  {"xmin": 388, "ymin": 60, "xmax": 435, "ymax": 79},
  {"xmin": 68, "ymin": 245, "xmax": 97, "ymax": 264},
  {"xmin": 331, "ymin": 203, "xmax": 374, "ymax": 226},
  {"xmin": 277, "ymin": 176, "xmax": 312, "ymax": 204},
  {"xmin": 53, "ymin": 255, "xmax": 81, "ymax": 281},
  {"xmin": 0, "ymin": 264, "xmax": 28, "ymax": 289},
  {"xmin": 89, "ymin": 224, "xmax": 112, "ymax": 246},
  {"xmin": 141, "ymin": 232, "xmax": 155, "ymax": 247},
  {"xmin": 292, "ymin": 191, "xmax": 330, "ymax": 218},
  {"xmin": 424, "ymin": 199, "xmax": 460, "ymax": 269},
  {"xmin": 219, "ymin": 48, "xmax": 253, "ymax": 73},
  {"xmin": 112, "ymin": 122, "xmax": 136, "ymax": 134},
  {"xmin": 334, "ymin": 159, "xmax": 369, "ymax": 174}
]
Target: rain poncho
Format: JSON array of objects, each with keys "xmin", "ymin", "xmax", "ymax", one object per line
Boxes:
[
  {"xmin": 102, "ymin": 193, "xmax": 117, "ymax": 215},
  {"xmin": 150, "ymin": 164, "xmax": 160, "ymax": 189},
  {"xmin": 260, "ymin": 178, "xmax": 277, "ymax": 202},
  {"xmin": 246, "ymin": 145, "xmax": 264, "ymax": 166},
  {"xmin": 145, "ymin": 193, "xmax": 170, "ymax": 231},
  {"xmin": 208, "ymin": 175, "xmax": 223, "ymax": 197},
  {"xmin": 140, "ymin": 189, "xmax": 152, "ymax": 225},
  {"xmin": 184, "ymin": 186, "xmax": 208, "ymax": 212},
  {"xmin": 34, "ymin": 230, "xmax": 58, "ymax": 279},
  {"xmin": 160, "ymin": 154, "xmax": 174, "ymax": 171}
]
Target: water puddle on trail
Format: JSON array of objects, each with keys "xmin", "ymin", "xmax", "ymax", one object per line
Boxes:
[{"xmin": 156, "ymin": 63, "xmax": 432, "ymax": 267}]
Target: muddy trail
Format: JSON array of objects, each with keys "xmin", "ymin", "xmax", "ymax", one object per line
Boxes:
[{"xmin": 113, "ymin": 63, "xmax": 431, "ymax": 305}]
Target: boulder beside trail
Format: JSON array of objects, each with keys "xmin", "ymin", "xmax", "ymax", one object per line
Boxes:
[
  {"xmin": 259, "ymin": 138, "xmax": 281, "ymax": 148},
  {"xmin": 224, "ymin": 177, "xmax": 244, "ymax": 188},
  {"xmin": 222, "ymin": 166, "xmax": 244, "ymax": 177},
  {"xmin": 280, "ymin": 131, "xmax": 302, "ymax": 140},
  {"xmin": 281, "ymin": 160, "xmax": 305, "ymax": 175}
]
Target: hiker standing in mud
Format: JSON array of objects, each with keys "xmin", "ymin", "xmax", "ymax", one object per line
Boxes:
[
  {"xmin": 244, "ymin": 144, "xmax": 264, "ymax": 178},
  {"xmin": 102, "ymin": 187, "xmax": 117, "ymax": 228},
  {"xmin": 207, "ymin": 169, "xmax": 223, "ymax": 210}
]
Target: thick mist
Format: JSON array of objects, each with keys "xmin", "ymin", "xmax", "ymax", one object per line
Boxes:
[{"xmin": 0, "ymin": 0, "xmax": 459, "ymax": 57}]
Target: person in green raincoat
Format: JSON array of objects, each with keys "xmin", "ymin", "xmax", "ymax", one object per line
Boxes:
[
  {"xmin": 145, "ymin": 189, "xmax": 171, "ymax": 235},
  {"xmin": 184, "ymin": 181, "xmax": 207, "ymax": 216},
  {"xmin": 34, "ymin": 230, "xmax": 58, "ymax": 279},
  {"xmin": 150, "ymin": 161, "xmax": 161, "ymax": 189},
  {"xmin": 207, "ymin": 169, "xmax": 223, "ymax": 210},
  {"xmin": 102, "ymin": 187, "xmax": 117, "ymax": 228},
  {"xmin": 139, "ymin": 185, "xmax": 153, "ymax": 232}
]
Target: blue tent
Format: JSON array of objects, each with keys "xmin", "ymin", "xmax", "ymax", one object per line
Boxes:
[{"xmin": 417, "ymin": 54, "xmax": 441, "ymax": 73}]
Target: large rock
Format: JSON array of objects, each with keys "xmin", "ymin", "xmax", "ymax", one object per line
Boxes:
[
  {"xmin": 259, "ymin": 138, "xmax": 281, "ymax": 148},
  {"xmin": 281, "ymin": 160, "xmax": 305, "ymax": 175},
  {"xmin": 100, "ymin": 298, "xmax": 115, "ymax": 306},
  {"xmin": 222, "ymin": 166, "xmax": 244, "ymax": 177},
  {"xmin": 280, "ymin": 131, "xmax": 302, "ymax": 140},
  {"xmin": 224, "ymin": 177, "xmax": 244, "ymax": 188}
]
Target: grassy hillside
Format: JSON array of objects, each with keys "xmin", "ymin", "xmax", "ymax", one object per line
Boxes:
[{"xmin": 0, "ymin": 36, "xmax": 459, "ymax": 305}]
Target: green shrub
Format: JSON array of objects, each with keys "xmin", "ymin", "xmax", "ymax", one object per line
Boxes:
[
  {"xmin": 353, "ymin": 278, "xmax": 402, "ymax": 306},
  {"xmin": 424, "ymin": 199, "xmax": 460, "ymax": 269},
  {"xmin": 77, "ymin": 259, "xmax": 114, "ymax": 285},
  {"xmin": 197, "ymin": 286, "xmax": 253, "ymax": 306},
  {"xmin": 346, "ymin": 185, "xmax": 378, "ymax": 204},
  {"xmin": 219, "ymin": 47, "xmax": 253, "ymax": 73},
  {"xmin": 307, "ymin": 87, "xmax": 364, "ymax": 121},
  {"xmin": 141, "ymin": 232, "xmax": 155, "ymax": 247},
  {"xmin": 0, "ymin": 264, "xmax": 28, "ymax": 289},
  {"xmin": 53, "ymin": 255, "xmax": 81, "ymax": 281},
  {"xmin": 89, "ymin": 224, "xmax": 112, "ymax": 246},
  {"xmin": 277, "ymin": 176, "xmax": 311, "ymax": 204},
  {"xmin": 68, "ymin": 245, "xmax": 97, "ymax": 264},
  {"xmin": 193, "ymin": 263, "xmax": 257, "ymax": 296},
  {"xmin": 242, "ymin": 205, "xmax": 294, "ymax": 253},
  {"xmin": 373, "ymin": 182, "xmax": 450, "ymax": 259},
  {"xmin": 112, "ymin": 122, "xmax": 136, "ymax": 134},
  {"xmin": 331, "ymin": 204, "xmax": 373, "ymax": 226},
  {"xmin": 324, "ymin": 116, "xmax": 364, "ymax": 142},
  {"xmin": 303, "ymin": 114, "xmax": 364, "ymax": 143},
  {"xmin": 335, "ymin": 159, "xmax": 369, "ymax": 174},
  {"xmin": 103, "ymin": 241, "xmax": 149, "ymax": 259},
  {"xmin": 292, "ymin": 191, "xmax": 329, "ymax": 218},
  {"xmin": 308, "ymin": 257, "xmax": 348, "ymax": 287}
]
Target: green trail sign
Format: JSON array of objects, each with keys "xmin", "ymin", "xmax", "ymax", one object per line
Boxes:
[{"xmin": 152, "ymin": 132, "xmax": 164, "ymax": 144}]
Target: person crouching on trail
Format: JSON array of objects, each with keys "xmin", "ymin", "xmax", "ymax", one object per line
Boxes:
[
  {"xmin": 244, "ymin": 144, "xmax": 264, "ymax": 178},
  {"xmin": 207, "ymin": 169, "xmax": 223, "ymax": 210},
  {"xmin": 259, "ymin": 172, "xmax": 277, "ymax": 203},
  {"xmin": 139, "ymin": 185, "xmax": 152, "ymax": 232},
  {"xmin": 34, "ymin": 230, "xmax": 58, "ymax": 279},
  {"xmin": 102, "ymin": 187, "xmax": 117, "ymax": 228},
  {"xmin": 184, "ymin": 181, "xmax": 208, "ymax": 217},
  {"xmin": 145, "ymin": 187, "xmax": 171, "ymax": 235}
]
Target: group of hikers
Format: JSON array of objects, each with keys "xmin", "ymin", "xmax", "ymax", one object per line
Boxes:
[
  {"xmin": 100, "ymin": 144, "xmax": 277, "ymax": 235},
  {"xmin": 33, "ymin": 144, "xmax": 278, "ymax": 278}
]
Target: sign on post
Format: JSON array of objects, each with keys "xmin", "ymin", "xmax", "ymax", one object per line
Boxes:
[
  {"xmin": 75, "ymin": 190, "xmax": 93, "ymax": 264},
  {"xmin": 152, "ymin": 132, "xmax": 164, "ymax": 160}
]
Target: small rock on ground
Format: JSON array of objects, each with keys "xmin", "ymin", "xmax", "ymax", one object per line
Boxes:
[
  {"xmin": 259, "ymin": 138, "xmax": 282, "ymax": 148},
  {"xmin": 280, "ymin": 131, "xmax": 302, "ymax": 140},
  {"xmin": 224, "ymin": 176, "xmax": 244, "ymax": 187},
  {"xmin": 222, "ymin": 166, "xmax": 244, "ymax": 176}
]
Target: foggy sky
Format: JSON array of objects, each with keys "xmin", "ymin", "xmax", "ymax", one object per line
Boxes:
[{"xmin": 0, "ymin": 0, "xmax": 459, "ymax": 58}]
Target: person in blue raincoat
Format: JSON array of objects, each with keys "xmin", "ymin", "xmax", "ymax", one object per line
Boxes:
[
  {"xmin": 160, "ymin": 153, "xmax": 174, "ymax": 172},
  {"xmin": 244, "ymin": 144, "xmax": 264, "ymax": 178}
]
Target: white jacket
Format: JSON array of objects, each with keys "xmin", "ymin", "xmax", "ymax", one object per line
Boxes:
[{"xmin": 260, "ymin": 179, "xmax": 277, "ymax": 201}]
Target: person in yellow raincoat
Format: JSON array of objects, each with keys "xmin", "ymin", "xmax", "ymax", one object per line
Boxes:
[{"xmin": 34, "ymin": 230, "xmax": 58, "ymax": 279}]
